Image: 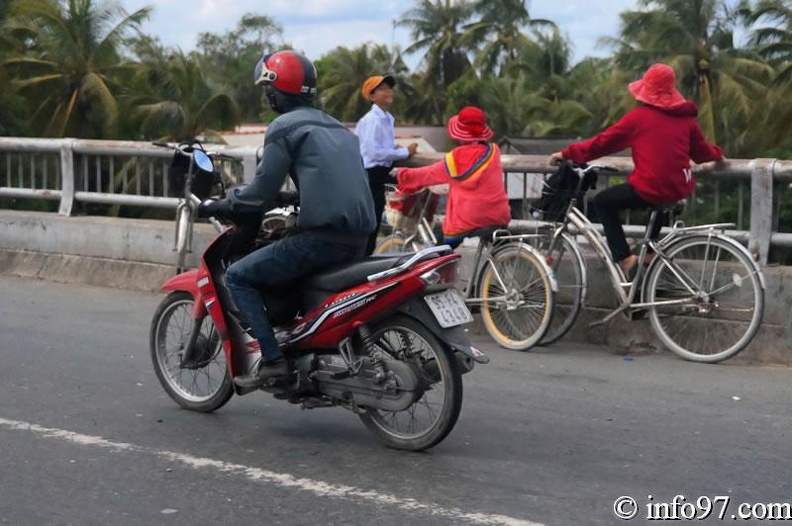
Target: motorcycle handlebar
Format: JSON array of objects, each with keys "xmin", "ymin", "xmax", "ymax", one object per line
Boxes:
[{"xmin": 187, "ymin": 193, "xmax": 224, "ymax": 232}]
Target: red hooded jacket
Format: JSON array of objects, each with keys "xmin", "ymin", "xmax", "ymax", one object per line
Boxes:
[
  {"xmin": 397, "ymin": 142, "xmax": 511, "ymax": 237},
  {"xmin": 561, "ymin": 102, "xmax": 723, "ymax": 204}
]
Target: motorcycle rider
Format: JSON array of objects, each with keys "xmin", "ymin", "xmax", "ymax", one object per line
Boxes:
[{"xmin": 199, "ymin": 50, "xmax": 376, "ymax": 389}]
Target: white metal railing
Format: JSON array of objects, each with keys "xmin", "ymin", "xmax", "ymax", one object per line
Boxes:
[
  {"xmin": 403, "ymin": 153, "xmax": 792, "ymax": 267},
  {"xmin": 1, "ymin": 137, "xmax": 791, "ymax": 266},
  {"xmin": 0, "ymin": 137, "xmax": 257, "ymax": 215}
]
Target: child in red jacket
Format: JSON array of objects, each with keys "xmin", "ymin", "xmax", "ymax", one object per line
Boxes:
[
  {"xmin": 549, "ymin": 63, "xmax": 724, "ymax": 279},
  {"xmin": 396, "ymin": 106, "xmax": 511, "ymax": 248}
]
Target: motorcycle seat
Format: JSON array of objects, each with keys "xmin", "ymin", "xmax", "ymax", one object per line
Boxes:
[{"xmin": 305, "ymin": 254, "xmax": 411, "ymax": 292}]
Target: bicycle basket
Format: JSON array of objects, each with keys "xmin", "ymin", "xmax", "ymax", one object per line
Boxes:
[
  {"xmin": 167, "ymin": 144, "xmax": 222, "ymax": 200},
  {"xmin": 385, "ymin": 188, "xmax": 434, "ymax": 235},
  {"xmin": 529, "ymin": 163, "xmax": 597, "ymax": 221}
]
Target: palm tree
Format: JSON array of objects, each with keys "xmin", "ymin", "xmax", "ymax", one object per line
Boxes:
[
  {"xmin": 566, "ymin": 58, "xmax": 637, "ymax": 136},
  {"xmin": 124, "ymin": 50, "xmax": 238, "ymax": 142},
  {"xmin": 399, "ymin": 0, "xmax": 474, "ymax": 88},
  {"xmin": 0, "ymin": 0, "xmax": 29, "ymax": 135},
  {"xmin": 3, "ymin": 0, "xmax": 150, "ymax": 138},
  {"xmin": 741, "ymin": 0, "xmax": 792, "ymax": 79},
  {"xmin": 317, "ymin": 43, "xmax": 407, "ymax": 122},
  {"xmin": 195, "ymin": 14, "xmax": 284, "ymax": 124},
  {"xmin": 739, "ymin": 0, "xmax": 792, "ymax": 150},
  {"xmin": 602, "ymin": 0, "xmax": 773, "ymax": 152},
  {"xmin": 464, "ymin": 0, "xmax": 556, "ymax": 76},
  {"xmin": 0, "ymin": 77, "xmax": 30, "ymax": 136},
  {"xmin": 478, "ymin": 76, "xmax": 538, "ymax": 136},
  {"xmin": 402, "ymin": 70, "xmax": 449, "ymax": 126}
]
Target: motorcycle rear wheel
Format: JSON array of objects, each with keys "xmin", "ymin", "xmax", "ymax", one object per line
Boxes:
[
  {"xmin": 358, "ymin": 315, "xmax": 463, "ymax": 451},
  {"xmin": 150, "ymin": 291, "xmax": 234, "ymax": 412}
]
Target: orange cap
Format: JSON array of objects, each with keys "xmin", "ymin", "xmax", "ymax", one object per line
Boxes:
[{"xmin": 361, "ymin": 75, "xmax": 395, "ymax": 101}]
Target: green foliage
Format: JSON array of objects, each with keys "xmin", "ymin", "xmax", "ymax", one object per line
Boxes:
[
  {"xmin": 398, "ymin": 0, "xmax": 474, "ymax": 88},
  {"xmin": 121, "ymin": 49, "xmax": 238, "ymax": 142},
  {"xmin": 3, "ymin": 0, "xmax": 150, "ymax": 138},
  {"xmin": 195, "ymin": 13, "xmax": 284, "ymax": 124},
  {"xmin": 603, "ymin": 0, "xmax": 776, "ymax": 156},
  {"xmin": 0, "ymin": 0, "xmax": 789, "ymax": 158},
  {"xmin": 464, "ymin": 0, "xmax": 557, "ymax": 77},
  {"xmin": 316, "ymin": 43, "xmax": 407, "ymax": 122}
]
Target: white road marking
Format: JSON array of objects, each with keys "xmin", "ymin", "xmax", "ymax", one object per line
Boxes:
[{"xmin": 0, "ymin": 417, "xmax": 543, "ymax": 526}]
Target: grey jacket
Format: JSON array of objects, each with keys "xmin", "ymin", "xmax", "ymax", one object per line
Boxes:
[{"xmin": 223, "ymin": 106, "xmax": 376, "ymax": 243}]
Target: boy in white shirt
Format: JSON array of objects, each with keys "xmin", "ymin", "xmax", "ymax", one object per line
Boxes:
[{"xmin": 355, "ymin": 75, "xmax": 418, "ymax": 254}]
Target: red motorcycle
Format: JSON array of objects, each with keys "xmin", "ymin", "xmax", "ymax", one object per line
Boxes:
[{"xmin": 149, "ymin": 144, "xmax": 488, "ymax": 451}]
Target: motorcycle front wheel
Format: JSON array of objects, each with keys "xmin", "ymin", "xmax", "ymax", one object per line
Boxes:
[
  {"xmin": 150, "ymin": 291, "xmax": 234, "ymax": 412},
  {"xmin": 358, "ymin": 315, "xmax": 463, "ymax": 451}
]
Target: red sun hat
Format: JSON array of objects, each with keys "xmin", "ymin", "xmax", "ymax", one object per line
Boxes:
[
  {"xmin": 446, "ymin": 106, "xmax": 494, "ymax": 142},
  {"xmin": 628, "ymin": 63, "xmax": 686, "ymax": 109}
]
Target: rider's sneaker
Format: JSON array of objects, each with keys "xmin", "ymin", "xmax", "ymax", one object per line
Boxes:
[{"xmin": 234, "ymin": 359, "xmax": 291, "ymax": 389}]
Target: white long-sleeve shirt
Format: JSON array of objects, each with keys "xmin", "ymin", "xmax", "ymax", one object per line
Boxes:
[{"xmin": 355, "ymin": 105, "xmax": 409, "ymax": 169}]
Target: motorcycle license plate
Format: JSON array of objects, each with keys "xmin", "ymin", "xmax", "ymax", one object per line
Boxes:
[{"xmin": 425, "ymin": 290, "xmax": 473, "ymax": 328}]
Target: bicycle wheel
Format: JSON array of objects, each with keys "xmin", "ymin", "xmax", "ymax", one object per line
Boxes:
[
  {"xmin": 478, "ymin": 243, "xmax": 555, "ymax": 351},
  {"xmin": 643, "ymin": 235, "xmax": 764, "ymax": 363},
  {"xmin": 374, "ymin": 234, "xmax": 408, "ymax": 254},
  {"xmin": 531, "ymin": 231, "xmax": 585, "ymax": 345}
]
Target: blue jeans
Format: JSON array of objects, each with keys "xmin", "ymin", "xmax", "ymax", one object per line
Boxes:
[{"xmin": 225, "ymin": 234, "xmax": 366, "ymax": 362}]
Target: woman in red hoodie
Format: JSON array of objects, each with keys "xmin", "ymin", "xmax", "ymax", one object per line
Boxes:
[
  {"xmin": 396, "ymin": 106, "xmax": 511, "ymax": 248},
  {"xmin": 549, "ymin": 63, "xmax": 724, "ymax": 279}
]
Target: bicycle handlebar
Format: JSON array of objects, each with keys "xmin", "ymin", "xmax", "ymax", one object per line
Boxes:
[
  {"xmin": 564, "ymin": 160, "xmax": 619, "ymax": 175},
  {"xmin": 151, "ymin": 141, "xmax": 241, "ymax": 162}
]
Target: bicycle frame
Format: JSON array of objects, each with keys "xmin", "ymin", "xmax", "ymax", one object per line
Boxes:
[
  {"xmin": 460, "ymin": 230, "xmax": 558, "ymax": 305},
  {"xmin": 534, "ymin": 161, "xmax": 765, "ymax": 361},
  {"xmin": 381, "ymin": 186, "xmax": 438, "ymax": 251},
  {"xmin": 381, "ymin": 186, "xmax": 557, "ymax": 303},
  {"xmin": 550, "ymin": 199, "xmax": 765, "ymax": 325}
]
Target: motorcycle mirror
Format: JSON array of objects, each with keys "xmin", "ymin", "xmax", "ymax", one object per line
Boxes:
[{"xmin": 193, "ymin": 149, "xmax": 214, "ymax": 172}]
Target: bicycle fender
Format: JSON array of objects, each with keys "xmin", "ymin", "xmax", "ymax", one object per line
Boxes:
[
  {"xmin": 651, "ymin": 233, "xmax": 766, "ymax": 290},
  {"xmin": 396, "ymin": 298, "xmax": 490, "ymax": 364}
]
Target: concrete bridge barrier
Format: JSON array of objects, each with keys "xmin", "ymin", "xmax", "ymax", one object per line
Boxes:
[{"xmin": 2, "ymin": 210, "xmax": 789, "ymax": 366}]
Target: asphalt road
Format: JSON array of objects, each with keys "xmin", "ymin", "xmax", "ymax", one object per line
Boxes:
[{"xmin": 1, "ymin": 276, "xmax": 791, "ymax": 526}]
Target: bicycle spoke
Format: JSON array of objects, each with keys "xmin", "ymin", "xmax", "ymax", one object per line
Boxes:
[
  {"xmin": 647, "ymin": 236, "xmax": 763, "ymax": 363},
  {"xmin": 480, "ymin": 246, "xmax": 553, "ymax": 350}
]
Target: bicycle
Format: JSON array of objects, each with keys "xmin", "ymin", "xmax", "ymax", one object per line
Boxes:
[
  {"xmin": 530, "ymin": 161, "xmax": 765, "ymax": 363},
  {"xmin": 375, "ymin": 185, "xmax": 442, "ymax": 255},
  {"xmin": 153, "ymin": 141, "xmax": 239, "ymax": 273},
  {"xmin": 375, "ymin": 185, "xmax": 558, "ymax": 351}
]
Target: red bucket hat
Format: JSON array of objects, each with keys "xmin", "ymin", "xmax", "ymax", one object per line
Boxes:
[
  {"xmin": 628, "ymin": 63, "xmax": 686, "ymax": 109},
  {"xmin": 447, "ymin": 106, "xmax": 494, "ymax": 143}
]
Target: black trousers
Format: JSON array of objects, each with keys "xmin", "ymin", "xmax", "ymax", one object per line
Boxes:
[
  {"xmin": 365, "ymin": 166, "xmax": 396, "ymax": 255},
  {"xmin": 591, "ymin": 183, "xmax": 666, "ymax": 262}
]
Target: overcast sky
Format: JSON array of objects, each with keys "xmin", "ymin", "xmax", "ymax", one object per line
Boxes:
[{"xmin": 121, "ymin": 0, "xmax": 640, "ymax": 67}]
